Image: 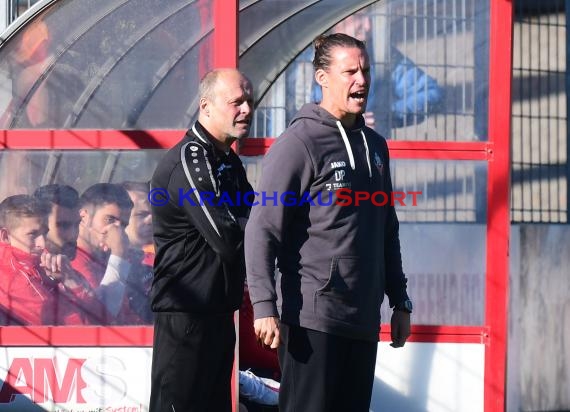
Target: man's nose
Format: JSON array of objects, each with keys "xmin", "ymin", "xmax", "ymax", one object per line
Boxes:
[
  {"xmin": 36, "ymin": 234, "xmax": 46, "ymax": 249},
  {"xmin": 240, "ymin": 101, "xmax": 253, "ymax": 115},
  {"xmin": 355, "ymin": 70, "xmax": 367, "ymax": 85}
]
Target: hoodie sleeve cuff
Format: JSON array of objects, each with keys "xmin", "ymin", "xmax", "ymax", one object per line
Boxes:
[
  {"xmin": 252, "ymin": 300, "xmax": 279, "ymax": 320},
  {"xmin": 388, "ymin": 290, "xmax": 410, "ymax": 309}
]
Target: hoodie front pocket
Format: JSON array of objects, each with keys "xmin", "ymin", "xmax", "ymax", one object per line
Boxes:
[{"xmin": 314, "ymin": 256, "xmax": 372, "ymax": 325}]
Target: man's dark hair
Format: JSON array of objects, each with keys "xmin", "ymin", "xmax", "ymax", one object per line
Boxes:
[
  {"xmin": 312, "ymin": 33, "xmax": 367, "ymax": 72},
  {"xmin": 0, "ymin": 194, "xmax": 51, "ymax": 230},
  {"xmin": 33, "ymin": 184, "xmax": 79, "ymax": 209},
  {"xmin": 79, "ymin": 183, "xmax": 134, "ymax": 211}
]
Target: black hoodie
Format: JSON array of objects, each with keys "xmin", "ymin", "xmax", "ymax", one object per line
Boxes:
[{"xmin": 245, "ymin": 103, "xmax": 408, "ymax": 342}]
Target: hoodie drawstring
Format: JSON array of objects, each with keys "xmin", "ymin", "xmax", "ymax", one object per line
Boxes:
[
  {"xmin": 336, "ymin": 121, "xmax": 373, "ymax": 178},
  {"xmin": 360, "ymin": 130, "xmax": 372, "ymax": 178},
  {"xmin": 336, "ymin": 121, "xmax": 356, "ymax": 171}
]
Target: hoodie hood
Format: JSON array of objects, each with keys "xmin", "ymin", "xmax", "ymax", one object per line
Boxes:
[
  {"xmin": 290, "ymin": 103, "xmax": 367, "ymax": 131},
  {"xmin": 290, "ymin": 103, "xmax": 372, "ymax": 178}
]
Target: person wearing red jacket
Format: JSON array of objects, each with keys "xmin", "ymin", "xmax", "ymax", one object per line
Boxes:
[
  {"xmin": 72, "ymin": 183, "xmax": 144, "ymax": 325},
  {"xmin": 0, "ymin": 194, "xmax": 105, "ymax": 325},
  {"xmin": 33, "ymin": 184, "xmax": 116, "ymax": 324}
]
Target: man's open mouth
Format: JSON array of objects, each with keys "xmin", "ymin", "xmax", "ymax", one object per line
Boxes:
[{"xmin": 349, "ymin": 91, "xmax": 366, "ymax": 102}]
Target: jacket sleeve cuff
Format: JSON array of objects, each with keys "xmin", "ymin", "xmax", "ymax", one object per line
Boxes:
[{"xmin": 252, "ymin": 300, "xmax": 279, "ymax": 320}]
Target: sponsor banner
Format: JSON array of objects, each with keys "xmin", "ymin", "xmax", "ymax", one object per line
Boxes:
[
  {"xmin": 0, "ymin": 342, "xmax": 485, "ymax": 412},
  {"xmin": 0, "ymin": 347, "xmax": 152, "ymax": 412}
]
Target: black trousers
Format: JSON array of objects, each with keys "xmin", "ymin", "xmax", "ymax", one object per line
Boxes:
[
  {"xmin": 149, "ymin": 312, "xmax": 235, "ymax": 412},
  {"xmin": 278, "ymin": 323, "xmax": 378, "ymax": 412}
]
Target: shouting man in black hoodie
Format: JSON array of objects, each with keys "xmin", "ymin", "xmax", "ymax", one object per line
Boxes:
[{"xmin": 245, "ymin": 34, "xmax": 412, "ymax": 412}]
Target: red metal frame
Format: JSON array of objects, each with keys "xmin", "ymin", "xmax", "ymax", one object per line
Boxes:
[
  {"xmin": 214, "ymin": 0, "xmax": 238, "ymax": 68},
  {"xmin": 239, "ymin": 138, "xmax": 495, "ymax": 160},
  {"xmin": 484, "ymin": 0, "xmax": 513, "ymax": 411},
  {"xmin": 0, "ymin": 129, "xmax": 183, "ymax": 149},
  {"xmin": 1, "ymin": 131, "xmax": 493, "ymax": 161},
  {"xmin": 0, "ymin": 1, "xmax": 513, "ymax": 410},
  {"xmin": 198, "ymin": 0, "xmax": 212, "ymax": 77},
  {"xmin": 0, "ymin": 326, "xmax": 154, "ymax": 347},
  {"xmin": 0, "ymin": 325, "xmax": 486, "ymax": 346}
]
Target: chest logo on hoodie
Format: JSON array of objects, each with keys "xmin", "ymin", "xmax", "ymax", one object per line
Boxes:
[
  {"xmin": 334, "ymin": 169, "xmax": 346, "ymax": 181},
  {"xmin": 325, "ymin": 167, "xmax": 351, "ymax": 191},
  {"xmin": 330, "ymin": 161, "xmax": 346, "ymax": 169},
  {"xmin": 374, "ymin": 153, "xmax": 384, "ymax": 176}
]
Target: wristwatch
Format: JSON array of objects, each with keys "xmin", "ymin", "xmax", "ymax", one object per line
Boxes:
[{"xmin": 394, "ymin": 299, "xmax": 413, "ymax": 314}]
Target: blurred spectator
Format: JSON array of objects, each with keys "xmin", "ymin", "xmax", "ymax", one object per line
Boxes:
[
  {"xmin": 0, "ymin": 17, "xmax": 84, "ymax": 201},
  {"xmin": 0, "ymin": 194, "xmax": 105, "ymax": 325},
  {"xmin": 121, "ymin": 181, "xmax": 154, "ymax": 323},
  {"xmin": 72, "ymin": 183, "xmax": 142, "ymax": 324},
  {"xmin": 33, "ymin": 184, "xmax": 117, "ymax": 323},
  {"xmin": 0, "ymin": 16, "xmax": 86, "ymax": 128},
  {"xmin": 384, "ymin": 47, "xmax": 444, "ymax": 128},
  {"xmin": 121, "ymin": 181, "xmax": 154, "ymax": 264},
  {"xmin": 33, "ymin": 184, "xmax": 81, "ymax": 259},
  {"xmin": 3, "ymin": 18, "xmax": 51, "ymax": 127}
]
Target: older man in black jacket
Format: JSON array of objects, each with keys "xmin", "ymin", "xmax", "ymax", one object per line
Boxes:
[{"xmin": 149, "ymin": 68, "xmax": 254, "ymax": 412}]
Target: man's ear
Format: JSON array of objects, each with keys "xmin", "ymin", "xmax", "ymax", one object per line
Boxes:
[
  {"xmin": 0, "ymin": 228, "xmax": 10, "ymax": 244},
  {"xmin": 199, "ymin": 97, "xmax": 210, "ymax": 115},
  {"xmin": 315, "ymin": 69, "xmax": 327, "ymax": 88},
  {"xmin": 79, "ymin": 208, "xmax": 89, "ymax": 225}
]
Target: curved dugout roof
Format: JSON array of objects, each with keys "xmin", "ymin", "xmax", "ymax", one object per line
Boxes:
[{"xmin": 0, "ymin": 0, "xmax": 378, "ymax": 129}]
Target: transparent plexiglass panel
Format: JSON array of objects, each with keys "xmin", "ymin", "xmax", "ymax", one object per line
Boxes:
[
  {"xmin": 0, "ymin": 149, "xmax": 165, "ymax": 326},
  {"xmin": 381, "ymin": 159, "xmax": 488, "ymax": 325},
  {"xmin": 0, "ymin": 0, "xmax": 213, "ymax": 129},
  {"xmin": 246, "ymin": 0, "xmax": 490, "ymax": 141},
  {"xmin": 392, "ymin": 159, "xmax": 487, "ymax": 223},
  {"xmin": 0, "ymin": 150, "xmax": 165, "ymax": 198}
]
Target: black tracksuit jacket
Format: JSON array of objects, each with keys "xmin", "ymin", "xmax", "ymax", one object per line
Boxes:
[{"xmin": 150, "ymin": 122, "xmax": 253, "ymax": 315}]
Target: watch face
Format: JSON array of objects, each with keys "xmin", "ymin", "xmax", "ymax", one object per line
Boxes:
[{"xmin": 397, "ymin": 299, "xmax": 413, "ymax": 313}]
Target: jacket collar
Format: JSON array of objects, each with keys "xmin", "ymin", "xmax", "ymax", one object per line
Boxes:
[{"xmin": 188, "ymin": 121, "xmax": 232, "ymax": 157}]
